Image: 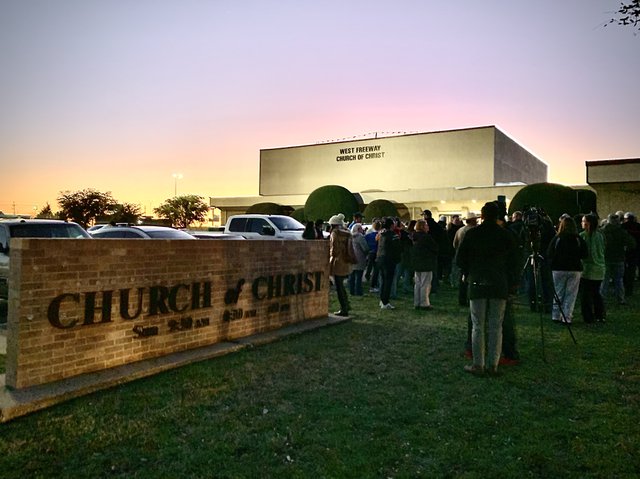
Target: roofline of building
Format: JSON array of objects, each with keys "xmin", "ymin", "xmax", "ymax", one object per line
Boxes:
[
  {"xmin": 259, "ymin": 124, "xmax": 500, "ymax": 152},
  {"xmin": 586, "ymin": 158, "xmax": 640, "ymax": 167}
]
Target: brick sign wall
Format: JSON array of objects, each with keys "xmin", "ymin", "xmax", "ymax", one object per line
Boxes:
[{"xmin": 5, "ymin": 239, "xmax": 329, "ymax": 389}]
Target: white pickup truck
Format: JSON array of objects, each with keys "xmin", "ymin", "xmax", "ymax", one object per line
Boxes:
[{"xmin": 223, "ymin": 214, "xmax": 305, "ymax": 240}]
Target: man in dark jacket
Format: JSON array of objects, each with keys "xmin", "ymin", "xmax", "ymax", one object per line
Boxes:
[
  {"xmin": 421, "ymin": 210, "xmax": 447, "ymax": 293},
  {"xmin": 411, "ymin": 219, "xmax": 439, "ymax": 310},
  {"xmin": 457, "ymin": 202, "xmax": 520, "ymax": 376},
  {"xmin": 601, "ymin": 213, "xmax": 636, "ymax": 304},
  {"xmin": 622, "ymin": 212, "xmax": 640, "ymax": 296},
  {"xmin": 377, "ymin": 217, "xmax": 401, "ymax": 310}
]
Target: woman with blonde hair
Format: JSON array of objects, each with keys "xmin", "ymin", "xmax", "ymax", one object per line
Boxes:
[{"xmin": 546, "ymin": 216, "xmax": 587, "ymax": 324}]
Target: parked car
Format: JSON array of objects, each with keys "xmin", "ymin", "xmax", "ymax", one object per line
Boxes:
[
  {"xmin": 0, "ymin": 219, "xmax": 91, "ymax": 324},
  {"xmin": 224, "ymin": 214, "xmax": 305, "ymax": 240},
  {"xmin": 90, "ymin": 225, "xmax": 196, "ymax": 239},
  {"xmin": 185, "ymin": 231, "xmax": 246, "ymax": 240}
]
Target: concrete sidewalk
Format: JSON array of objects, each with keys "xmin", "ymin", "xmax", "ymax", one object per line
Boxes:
[{"xmin": 0, "ymin": 314, "xmax": 349, "ymax": 423}]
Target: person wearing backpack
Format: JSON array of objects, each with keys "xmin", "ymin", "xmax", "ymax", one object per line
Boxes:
[{"xmin": 376, "ymin": 217, "xmax": 401, "ymax": 310}]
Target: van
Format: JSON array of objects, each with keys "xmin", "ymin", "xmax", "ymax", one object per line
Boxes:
[{"xmin": 223, "ymin": 214, "xmax": 305, "ymax": 240}]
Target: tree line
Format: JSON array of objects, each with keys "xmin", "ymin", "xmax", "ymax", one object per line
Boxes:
[{"xmin": 37, "ymin": 189, "xmax": 210, "ymax": 229}]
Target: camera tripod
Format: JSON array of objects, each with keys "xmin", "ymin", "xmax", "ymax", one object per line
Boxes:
[{"xmin": 523, "ymin": 249, "xmax": 577, "ymax": 363}]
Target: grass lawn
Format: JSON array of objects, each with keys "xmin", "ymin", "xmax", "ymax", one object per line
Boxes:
[{"xmin": 0, "ymin": 283, "xmax": 638, "ymax": 478}]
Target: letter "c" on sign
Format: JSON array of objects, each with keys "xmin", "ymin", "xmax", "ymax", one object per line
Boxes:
[{"xmin": 48, "ymin": 293, "xmax": 80, "ymax": 329}]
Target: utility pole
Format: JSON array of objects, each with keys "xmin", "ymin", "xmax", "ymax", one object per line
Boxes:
[{"xmin": 173, "ymin": 173, "xmax": 183, "ymax": 197}]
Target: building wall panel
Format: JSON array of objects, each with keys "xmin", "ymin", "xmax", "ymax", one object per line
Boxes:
[{"xmin": 259, "ymin": 127, "xmax": 501, "ymax": 196}]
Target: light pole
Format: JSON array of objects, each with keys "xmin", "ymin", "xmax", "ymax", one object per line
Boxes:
[{"xmin": 172, "ymin": 173, "xmax": 183, "ymax": 197}]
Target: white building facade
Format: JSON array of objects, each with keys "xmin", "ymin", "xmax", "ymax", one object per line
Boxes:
[{"xmin": 210, "ymin": 125, "xmax": 548, "ymax": 222}]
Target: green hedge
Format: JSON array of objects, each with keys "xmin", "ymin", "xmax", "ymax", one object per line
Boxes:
[
  {"xmin": 246, "ymin": 202, "xmax": 286, "ymax": 215},
  {"xmin": 363, "ymin": 199, "xmax": 399, "ymax": 220},
  {"xmin": 304, "ymin": 185, "xmax": 360, "ymax": 222},
  {"xmin": 508, "ymin": 183, "xmax": 586, "ymax": 225}
]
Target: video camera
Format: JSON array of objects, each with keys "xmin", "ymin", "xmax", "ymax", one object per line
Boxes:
[
  {"xmin": 522, "ymin": 205, "xmax": 551, "ymax": 254},
  {"xmin": 522, "ymin": 206, "xmax": 544, "ymax": 231}
]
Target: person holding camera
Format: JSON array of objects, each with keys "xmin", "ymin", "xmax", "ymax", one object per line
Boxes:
[{"xmin": 456, "ymin": 202, "xmax": 520, "ymax": 376}]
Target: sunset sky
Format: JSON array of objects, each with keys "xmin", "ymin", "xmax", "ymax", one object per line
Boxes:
[{"xmin": 1, "ymin": 0, "xmax": 638, "ymax": 216}]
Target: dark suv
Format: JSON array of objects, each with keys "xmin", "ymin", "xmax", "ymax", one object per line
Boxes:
[{"xmin": 0, "ymin": 219, "xmax": 91, "ymax": 324}]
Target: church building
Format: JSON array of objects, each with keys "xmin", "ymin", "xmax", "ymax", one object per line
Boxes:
[{"xmin": 209, "ymin": 125, "xmax": 548, "ymax": 222}]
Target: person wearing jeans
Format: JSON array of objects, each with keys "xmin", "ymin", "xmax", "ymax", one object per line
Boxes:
[
  {"xmin": 348, "ymin": 223, "xmax": 369, "ymax": 296},
  {"xmin": 410, "ymin": 219, "xmax": 438, "ymax": 310},
  {"xmin": 469, "ymin": 298, "xmax": 506, "ymax": 371},
  {"xmin": 364, "ymin": 220, "xmax": 381, "ymax": 292},
  {"xmin": 600, "ymin": 213, "xmax": 636, "ymax": 305},
  {"xmin": 328, "ymin": 214, "xmax": 352, "ymax": 317},
  {"xmin": 456, "ymin": 202, "xmax": 520, "ymax": 376},
  {"xmin": 376, "ymin": 217, "xmax": 400, "ymax": 310},
  {"xmin": 580, "ymin": 214, "xmax": 606, "ymax": 323},
  {"xmin": 546, "ymin": 216, "xmax": 587, "ymax": 324}
]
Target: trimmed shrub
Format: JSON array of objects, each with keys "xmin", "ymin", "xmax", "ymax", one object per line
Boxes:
[
  {"xmin": 304, "ymin": 185, "xmax": 361, "ymax": 222},
  {"xmin": 363, "ymin": 199, "xmax": 399, "ymax": 221},
  {"xmin": 575, "ymin": 188, "xmax": 597, "ymax": 215},
  {"xmin": 246, "ymin": 202, "xmax": 285, "ymax": 215},
  {"xmin": 291, "ymin": 207, "xmax": 306, "ymax": 223},
  {"xmin": 508, "ymin": 183, "xmax": 581, "ymax": 225}
]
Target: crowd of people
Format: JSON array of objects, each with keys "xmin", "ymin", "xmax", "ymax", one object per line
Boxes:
[{"xmin": 307, "ymin": 205, "xmax": 639, "ymax": 377}]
